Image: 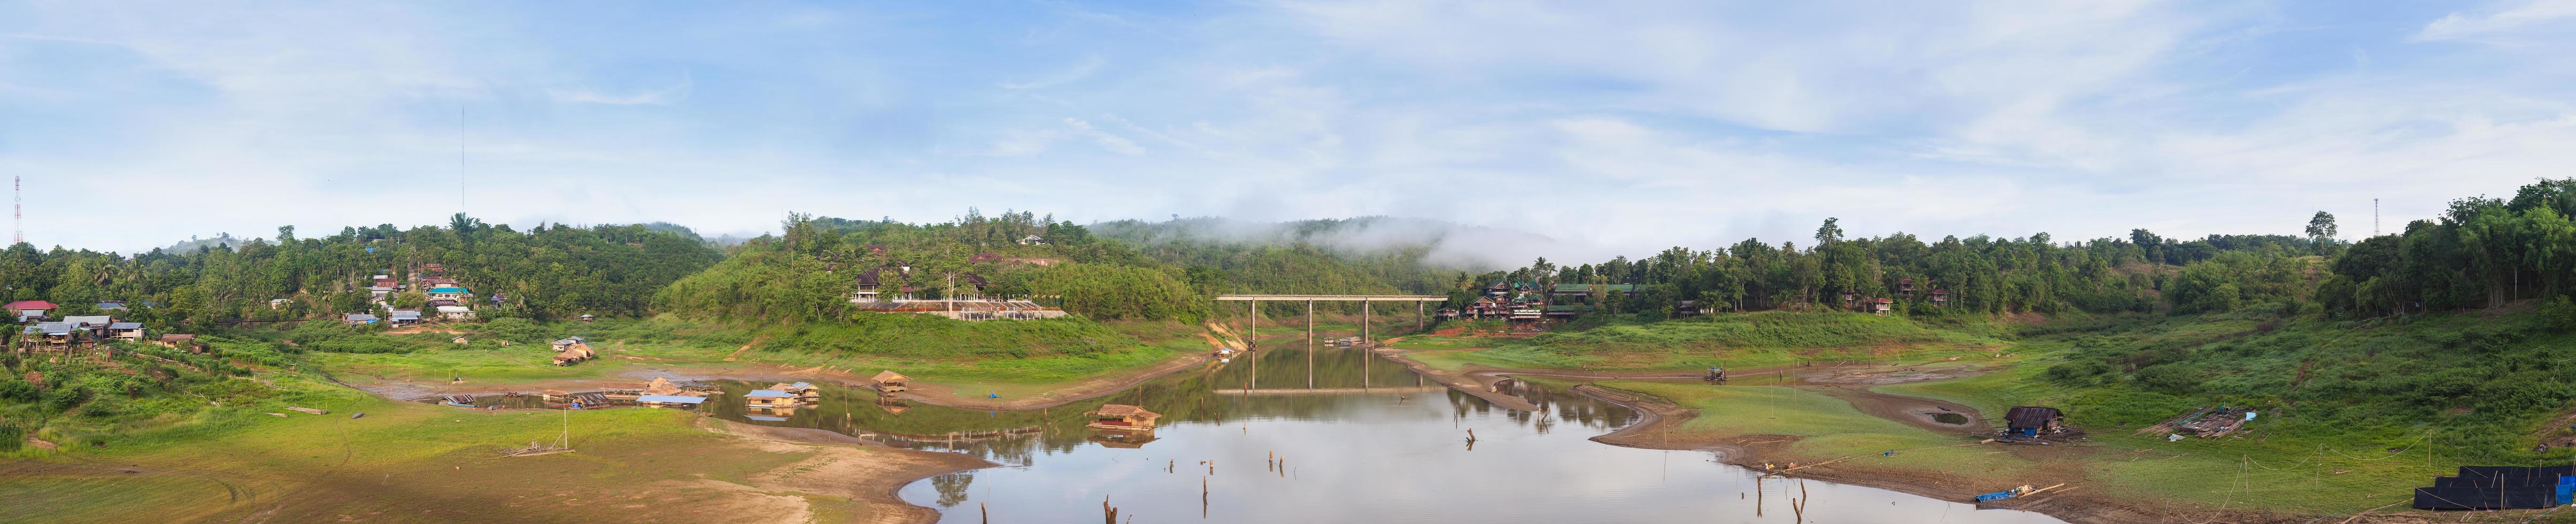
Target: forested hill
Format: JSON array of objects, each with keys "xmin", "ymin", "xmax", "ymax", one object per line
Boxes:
[
  {"xmin": 1090, "ymin": 217, "xmax": 1522, "ymax": 295},
  {"xmin": 0, "ymin": 214, "xmax": 720, "ymax": 332},
  {"xmin": 654, "ymin": 211, "xmax": 1206, "ymax": 322}
]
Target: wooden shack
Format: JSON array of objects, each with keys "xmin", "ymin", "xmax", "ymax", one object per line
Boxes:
[
  {"xmin": 157, "ymin": 334, "xmax": 205, "ymax": 353},
  {"xmin": 874, "ymin": 371, "xmax": 910, "ymax": 392},
  {"xmin": 1085, "ymin": 404, "xmax": 1161, "ymax": 431},
  {"xmin": 1930, "ymin": 289, "xmax": 1949, "ymax": 306},
  {"xmin": 2004, "ymin": 406, "xmax": 2066, "ymax": 437}
]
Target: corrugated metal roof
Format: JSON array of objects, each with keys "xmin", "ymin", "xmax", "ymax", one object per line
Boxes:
[
  {"xmin": 427, "ymin": 287, "xmax": 469, "ymax": 294},
  {"xmin": 107, "ymin": 322, "xmax": 141, "ymax": 329},
  {"xmin": 744, "ymin": 390, "xmax": 794, "ymax": 398}
]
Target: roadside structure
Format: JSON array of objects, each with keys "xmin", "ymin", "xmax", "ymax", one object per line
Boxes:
[
  {"xmin": 387, "ymin": 309, "xmax": 423, "ymax": 326},
  {"xmin": 343, "ymin": 313, "xmax": 379, "ymax": 326}
]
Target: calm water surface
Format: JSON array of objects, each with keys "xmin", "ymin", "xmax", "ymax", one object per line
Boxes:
[{"xmin": 703, "ymin": 343, "xmax": 2067, "ymax": 523}]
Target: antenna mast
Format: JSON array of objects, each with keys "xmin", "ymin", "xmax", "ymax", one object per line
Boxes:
[
  {"xmin": 12, "ymin": 175, "xmax": 21, "ymax": 245},
  {"xmin": 2373, "ymin": 198, "xmax": 2380, "ymax": 237}
]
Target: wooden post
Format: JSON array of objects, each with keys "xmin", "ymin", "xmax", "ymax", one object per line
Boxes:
[
  {"xmin": 1416, "ymin": 300, "xmax": 1424, "ymax": 332},
  {"xmin": 1362, "ymin": 301, "xmax": 1370, "ymax": 345},
  {"xmin": 1248, "ymin": 299, "xmax": 1258, "ymax": 351}
]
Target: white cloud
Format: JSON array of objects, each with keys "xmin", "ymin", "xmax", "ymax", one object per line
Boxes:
[
  {"xmin": 2418, "ymin": 0, "xmax": 2576, "ymax": 42},
  {"xmin": 1061, "ymin": 118, "xmax": 1145, "ymax": 155},
  {"xmin": 547, "ymin": 74, "xmax": 695, "ymax": 105}
]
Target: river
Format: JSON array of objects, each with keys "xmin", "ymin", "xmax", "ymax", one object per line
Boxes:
[{"xmin": 700, "ymin": 342, "xmax": 2069, "ymax": 523}]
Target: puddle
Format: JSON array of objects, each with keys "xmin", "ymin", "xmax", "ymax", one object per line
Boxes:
[{"xmin": 1931, "ymin": 412, "xmax": 1969, "ymax": 425}]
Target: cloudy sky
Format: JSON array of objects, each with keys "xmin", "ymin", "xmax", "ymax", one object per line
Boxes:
[{"xmin": 2, "ymin": 1, "xmax": 2571, "ymax": 258}]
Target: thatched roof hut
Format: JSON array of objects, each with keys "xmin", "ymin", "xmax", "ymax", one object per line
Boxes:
[
  {"xmin": 1086, "ymin": 404, "xmax": 1162, "ymax": 430},
  {"xmin": 642, "ymin": 377, "xmax": 681, "ymax": 396},
  {"xmin": 873, "ymin": 371, "xmax": 910, "ymax": 392}
]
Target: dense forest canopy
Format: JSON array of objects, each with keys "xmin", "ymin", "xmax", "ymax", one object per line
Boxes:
[
  {"xmin": 655, "ymin": 210, "xmax": 1206, "ymax": 322},
  {"xmin": 0, "ymin": 213, "xmax": 721, "ymax": 332}
]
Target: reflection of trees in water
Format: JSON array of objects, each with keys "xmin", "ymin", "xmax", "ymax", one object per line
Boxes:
[
  {"xmin": 703, "ymin": 348, "xmax": 1641, "ymax": 463},
  {"xmin": 929, "ymin": 472, "xmax": 974, "ymax": 508}
]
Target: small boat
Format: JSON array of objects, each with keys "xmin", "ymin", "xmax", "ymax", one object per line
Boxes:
[{"xmin": 443, "ymin": 401, "xmax": 477, "ymax": 409}]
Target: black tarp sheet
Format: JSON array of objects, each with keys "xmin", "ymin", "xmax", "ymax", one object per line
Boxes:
[{"xmin": 2413, "ymin": 486, "xmax": 2558, "ymax": 510}]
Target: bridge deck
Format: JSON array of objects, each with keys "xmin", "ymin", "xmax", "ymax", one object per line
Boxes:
[{"xmin": 1213, "ymin": 386, "xmax": 1447, "ymax": 396}]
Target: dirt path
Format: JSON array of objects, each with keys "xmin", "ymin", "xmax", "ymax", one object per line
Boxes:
[{"xmin": 891, "ymin": 352, "xmax": 1213, "ymax": 411}]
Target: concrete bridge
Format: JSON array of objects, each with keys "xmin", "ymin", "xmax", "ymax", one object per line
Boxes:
[{"xmin": 1214, "ymin": 294, "xmax": 1447, "ymax": 347}]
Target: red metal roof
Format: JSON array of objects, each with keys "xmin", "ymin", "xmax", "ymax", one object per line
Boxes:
[{"xmin": 5, "ymin": 300, "xmax": 57, "ymax": 310}]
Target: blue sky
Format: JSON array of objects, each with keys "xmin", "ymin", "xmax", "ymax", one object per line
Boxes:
[{"xmin": 2, "ymin": 1, "xmax": 2572, "ymax": 261}]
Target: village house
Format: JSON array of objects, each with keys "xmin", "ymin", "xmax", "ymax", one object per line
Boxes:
[
  {"xmin": 1898, "ymin": 278, "xmax": 1918, "ymax": 297},
  {"xmin": 425, "ymin": 285, "xmax": 473, "ymax": 302},
  {"xmin": 1016, "ymin": 235, "xmax": 1050, "ymax": 245},
  {"xmin": 1085, "ymin": 404, "xmax": 1161, "ymax": 431},
  {"xmin": 851, "ymin": 268, "xmax": 919, "ymax": 303},
  {"xmin": 6, "ymin": 300, "xmax": 56, "ymax": 321},
  {"xmin": 422, "ymin": 263, "xmax": 444, "ymax": 274},
  {"xmin": 1930, "ymin": 289, "xmax": 1949, "ymax": 306},
  {"xmin": 268, "ymin": 298, "xmax": 293, "ymax": 310},
  {"xmin": 387, "ymin": 310, "xmax": 423, "ymax": 326},
  {"xmin": 105, "ymin": 322, "xmax": 144, "ymax": 342},
  {"xmin": 436, "ymin": 305, "xmax": 475, "ymax": 320},
  {"xmin": 18, "ymin": 322, "xmax": 77, "ymax": 353},
  {"xmin": 744, "ymin": 389, "xmax": 798, "ymax": 409},
  {"xmin": 157, "ymin": 334, "xmax": 204, "ymax": 353},
  {"xmin": 1871, "ymin": 298, "xmax": 1894, "ymax": 315},
  {"xmin": 767, "ymin": 382, "xmax": 820, "ymax": 403},
  {"xmin": 579, "ymin": 314, "xmax": 596, "ymax": 322},
  {"xmin": 874, "ymin": 371, "xmax": 910, "ymax": 392},
  {"xmin": 344, "ymin": 313, "xmax": 379, "ymax": 326},
  {"xmin": 61, "ymin": 315, "xmax": 115, "ymax": 338}
]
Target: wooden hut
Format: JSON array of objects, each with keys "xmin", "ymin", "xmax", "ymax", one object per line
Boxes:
[
  {"xmin": 874, "ymin": 371, "xmax": 910, "ymax": 392},
  {"xmin": 2004, "ymin": 406, "xmax": 2066, "ymax": 437},
  {"xmin": 1085, "ymin": 404, "xmax": 1161, "ymax": 431}
]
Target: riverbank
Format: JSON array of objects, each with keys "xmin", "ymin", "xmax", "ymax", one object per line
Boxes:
[
  {"xmin": 0, "ymin": 390, "xmax": 995, "ymax": 524},
  {"xmin": 697, "ymin": 418, "xmax": 996, "ymax": 524}
]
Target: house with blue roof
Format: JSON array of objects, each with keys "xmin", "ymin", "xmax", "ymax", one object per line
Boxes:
[{"xmin": 744, "ymin": 389, "xmax": 798, "ymax": 409}]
